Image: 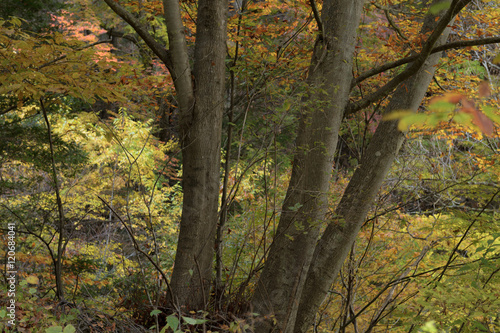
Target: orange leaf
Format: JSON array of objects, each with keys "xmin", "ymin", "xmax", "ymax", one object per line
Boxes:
[
  {"xmin": 431, "ymin": 93, "xmax": 463, "ymax": 104},
  {"xmin": 461, "ymin": 99, "xmax": 494, "ymax": 136}
]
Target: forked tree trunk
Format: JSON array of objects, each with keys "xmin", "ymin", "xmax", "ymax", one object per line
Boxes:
[
  {"xmin": 251, "ymin": 1, "xmax": 366, "ymax": 331},
  {"xmin": 253, "ymin": 0, "xmax": 460, "ymax": 332},
  {"xmin": 293, "ymin": 8, "xmax": 454, "ymax": 331},
  {"xmin": 105, "ymin": 0, "xmax": 472, "ymax": 324},
  {"xmin": 103, "ymin": 0, "xmax": 228, "ymax": 310},
  {"xmin": 168, "ymin": 0, "xmax": 228, "ymax": 308}
]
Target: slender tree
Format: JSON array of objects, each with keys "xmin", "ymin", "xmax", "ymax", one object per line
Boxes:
[{"xmin": 293, "ymin": 2, "xmax": 457, "ymax": 331}]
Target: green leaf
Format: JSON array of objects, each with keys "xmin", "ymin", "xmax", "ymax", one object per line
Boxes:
[
  {"xmin": 453, "ymin": 111, "xmax": 472, "ymax": 125},
  {"xmin": 429, "ymin": 1, "xmax": 451, "ymax": 14},
  {"xmin": 46, "ymin": 326, "xmax": 63, "ymax": 333},
  {"xmin": 63, "ymin": 325, "xmax": 76, "ymax": 333},
  {"xmin": 482, "ymin": 105, "xmax": 500, "ymax": 125},
  {"xmin": 473, "ymin": 321, "xmax": 489, "ymax": 331},
  {"xmin": 419, "ymin": 320, "xmax": 438, "ymax": 333},
  {"xmin": 166, "ymin": 315, "xmax": 180, "ymax": 330},
  {"xmin": 492, "ymin": 53, "xmax": 500, "ymax": 64},
  {"xmin": 383, "ymin": 110, "xmax": 413, "ymax": 121},
  {"xmin": 11, "ymin": 17, "xmax": 23, "ymax": 27},
  {"xmin": 182, "ymin": 316, "xmax": 207, "ymax": 325},
  {"xmin": 288, "ymin": 203, "xmax": 303, "ymax": 212},
  {"xmin": 397, "ymin": 113, "xmax": 430, "ymax": 131},
  {"xmin": 150, "ymin": 309, "xmax": 162, "ymax": 316},
  {"xmin": 428, "ymin": 100, "xmax": 456, "ymax": 113},
  {"xmin": 282, "ymin": 100, "xmax": 291, "ymax": 111}
]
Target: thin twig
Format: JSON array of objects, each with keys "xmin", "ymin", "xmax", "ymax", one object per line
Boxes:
[
  {"xmin": 40, "ymin": 98, "xmax": 66, "ymax": 301},
  {"xmin": 97, "ymin": 196, "xmax": 176, "ymax": 306}
]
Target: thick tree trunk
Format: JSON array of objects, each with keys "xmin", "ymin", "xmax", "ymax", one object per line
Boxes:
[
  {"xmin": 169, "ymin": 0, "xmax": 228, "ymax": 309},
  {"xmin": 104, "ymin": 0, "xmax": 228, "ymax": 310},
  {"xmin": 292, "ymin": 4, "xmax": 454, "ymax": 332},
  {"xmin": 251, "ymin": 0, "xmax": 465, "ymax": 331},
  {"xmin": 251, "ymin": 1, "xmax": 365, "ymax": 331}
]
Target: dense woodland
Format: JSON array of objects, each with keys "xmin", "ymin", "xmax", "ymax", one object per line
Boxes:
[{"xmin": 1, "ymin": 0, "xmax": 500, "ymax": 332}]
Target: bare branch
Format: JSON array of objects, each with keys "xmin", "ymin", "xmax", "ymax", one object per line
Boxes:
[
  {"xmin": 40, "ymin": 98, "xmax": 66, "ymax": 301},
  {"xmin": 98, "ymin": 195, "xmax": 176, "ymax": 305},
  {"xmin": 346, "ymin": 0, "xmax": 472, "ymax": 116},
  {"xmin": 102, "ymin": 0, "xmax": 174, "ymax": 75},
  {"xmin": 309, "ymin": 0, "xmax": 323, "ymax": 38},
  {"xmin": 162, "ymin": 0, "xmax": 194, "ymax": 111},
  {"xmin": 106, "ymin": 29, "xmax": 139, "ymax": 44},
  {"xmin": 351, "ymin": 36, "xmax": 500, "ymax": 90}
]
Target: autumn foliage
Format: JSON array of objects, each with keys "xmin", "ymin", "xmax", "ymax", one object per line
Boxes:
[{"xmin": 1, "ymin": 0, "xmax": 500, "ymax": 332}]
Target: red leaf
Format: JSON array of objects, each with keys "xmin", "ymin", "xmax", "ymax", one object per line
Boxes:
[{"xmin": 461, "ymin": 99, "xmax": 494, "ymax": 136}]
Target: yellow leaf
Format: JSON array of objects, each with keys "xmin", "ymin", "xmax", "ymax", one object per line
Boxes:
[
  {"xmin": 26, "ymin": 275, "xmax": 39, "ymax": 285},
  {"xmin": 382, "ymin": 110, "xmax": 413, "ymax": 121}
]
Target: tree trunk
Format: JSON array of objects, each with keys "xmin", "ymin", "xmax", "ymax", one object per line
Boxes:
[
  {"xmin": 169, "ymin": 0, "xmax": 228, "ymax": 309},
  {"xmin": 252, "ymin": 0, "xmax": 463, "ymax": 331},
  {"xmin": 104, "ymin": 0, "xmax": 228, "ymax": 310},
  {"xmin": 293, "ymin": 3, "xmax": 455, "ymax": 332},
  {"xmin": 251, "ymin": 1, "xmax": 366, "ymax": 331}
]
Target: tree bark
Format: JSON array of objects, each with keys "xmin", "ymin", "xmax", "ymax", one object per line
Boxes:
[
  {"xmin": 162, "ymin": 0, "xmax": 194, "ymax": 110},
  {"xmin": 251, "ymin": 1, "xmax": 366, "ymax": 331},
  {"xmin": 293, "ymin": 2, "xmax": 455, "ymax": 332},
  {"xmin": 168, "ymin": 0, "xmax": 228, "ymax": 309},
  {"xmin": 104, "ymin": 0, "xmax": 228, "ymax": 310}
]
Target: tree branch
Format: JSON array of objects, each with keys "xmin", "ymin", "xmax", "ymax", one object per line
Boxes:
[
  {"xmin": 351, "ymin": 36, "xmax": 500, "ymax": 90},
  {"xmin": 36, "ymin": 39, "xmax": 113, "ymax": 71},
  {"xmin": 40, "ymin": 98, "xmax": 66, "ymax": 301},
  {"xmin": 106, "ymin": 29, "xmax": 139, "ymax": 44},
  {"xmin": 309, "ymin": 0, "xmax": 323, "ymax": 38},
  {"xmin": 346, "ymin": 0, "xmax": 472, "ymax": 116},
  {"xmin": 98, "ymin": 195, "xmax": 176, "ymax": 305},
  {"xmin": 371, "ymin": 2, "xmax": 408, "ymax": 41},
  {"xmin": 436, "ymin": 186, "xmax": 500, "ymax": 282},
  {"xmin": 162, "ymin": 0, "xmax": 195, "ymax": 121},
  {"xmin": 102, "ymin": 0, "xmax": 174, "ymax": 75}
]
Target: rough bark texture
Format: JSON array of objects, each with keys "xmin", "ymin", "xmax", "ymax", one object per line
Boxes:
[
  {"xmin": 169, "ymin": 0, "xmax": 228, "ymax": 309},
  {"xmin": 105, "ymin": 0, "xmax": 227, "ymax": 310},
  {"xmin": 251, "ymin": 1, "xmax": 365, "ymax": 332},
  {"xmin": 292, "ymin": 3, "xmax": 454, "ymax": 332}
]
